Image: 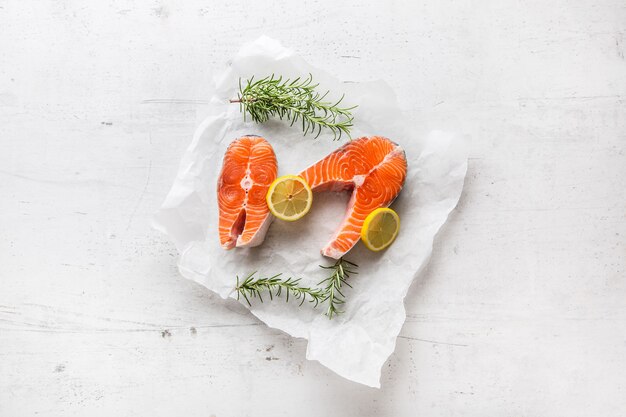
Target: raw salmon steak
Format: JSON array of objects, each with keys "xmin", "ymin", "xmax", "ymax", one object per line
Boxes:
[
  {"xmin": 300, "ymin": 136, "xmax": 407, "ymax": 258},
  {"xmin": 217, "ymin": 136, "xmax": 277, "ymax": 249}
]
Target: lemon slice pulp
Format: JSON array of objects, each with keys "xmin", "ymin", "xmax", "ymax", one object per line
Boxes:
[
  {"xmin": 361, "ymin": 208, "xmax": 400, "ymax": 251},
  {"xmin": 266, "ymin": 175, "xmax": 313, "ymax": 221}
]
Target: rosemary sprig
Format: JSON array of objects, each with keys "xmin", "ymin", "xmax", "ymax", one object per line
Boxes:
[
  {"xmin": 230, "ymin": 74, "xmax": 356, "ymax": 140},
  {"xmin": 235, "ymin": 272, "xmax": 325, "ymax": 307},
  {"xmin": 234, "ymin": 258, "xmax": 358, "ymax": 319},
  {"xmin": 318, "ymin": 258, "xmax": 358, "ymax": 319}
]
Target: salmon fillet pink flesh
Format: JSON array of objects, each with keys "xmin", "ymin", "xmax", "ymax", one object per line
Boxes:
[
  {"xmin": 217, "ymin": 136, "xmax": 278, "ymax": 249},
  {"xmin": 299, "ymin": 136, "xmax": 407, "ymax": 258}
]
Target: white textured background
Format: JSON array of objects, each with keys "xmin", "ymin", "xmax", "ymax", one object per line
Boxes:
[{"xmin": 1, "ymin": 1, "xmax": 625, "ymax": 416}]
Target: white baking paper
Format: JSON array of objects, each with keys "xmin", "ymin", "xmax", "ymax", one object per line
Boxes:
[{"xmin": 153, "ymin": 36, "xmax": 468, "ymax": 387}]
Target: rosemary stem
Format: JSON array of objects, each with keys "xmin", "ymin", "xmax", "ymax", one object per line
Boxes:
[{"xmin": 229, "ymin": 98, "xmax": 257, "ymax": 103}]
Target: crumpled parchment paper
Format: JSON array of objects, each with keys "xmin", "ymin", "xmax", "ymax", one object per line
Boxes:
[{"xmin": 153, "ymin": 36, "xmax": 468, "ymax": 387}]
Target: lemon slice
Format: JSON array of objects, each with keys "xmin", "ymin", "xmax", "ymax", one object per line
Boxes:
[
  {"xmin": 266, "ymin": 175, "xmax": 313, "ymax": 221},
  {"xmin": 361, "ymin": 208, "xmax": 400, "ymax": 251}
]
